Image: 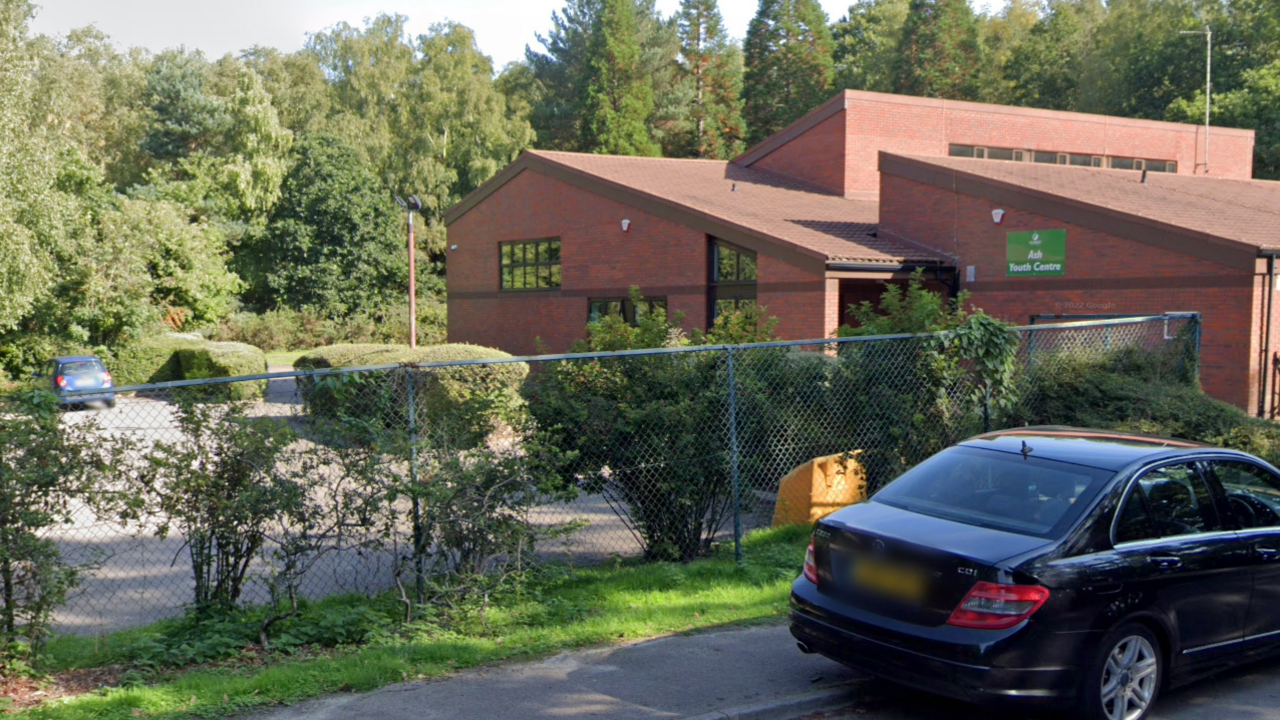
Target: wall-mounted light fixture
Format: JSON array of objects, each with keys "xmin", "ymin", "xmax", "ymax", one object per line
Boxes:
[
  {"xmin": 991, "ymin": 208, "xmax": 1006, "ymax": 225},
  {"xmin": 621, "ymin": 219, "xmax": 631, "ymax": 233},
  {"xmin": 449, "ymin": 244, "xmax": 458, "ymax": 251}
]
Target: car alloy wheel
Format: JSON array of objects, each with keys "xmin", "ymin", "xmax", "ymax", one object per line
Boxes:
[{"xmin": 1099, "ymin": 634, "xmax": 1158, "ymax": 720}]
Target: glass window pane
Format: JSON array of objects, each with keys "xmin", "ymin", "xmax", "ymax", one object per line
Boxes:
[
  {"xmin": 502, "ymin": 268, "xmax": 513, "ymax": 289},
  {"xmin": 717, "ymin": 246, "xmax": 737, "ymax": 282},
  {"xmin": 550, "ymin": 265, "xmax": 561, "ymax": 287},
  {"xmin": 949, "ymin": 144, "xmax": 976, "ymax": 158},
  {"xmin": 1069, "ymin": 154, "xmax": 1093, "ymax": 167},
  {"xmin": 739, "ymin": 253, "xmax": 757, "ymax": 281},
  {"xmin": 987, "ymin": 147, "xmax": 1015, "ymax": 161},
  {"xmin": 1115, "ymin": 493, "xmax": 1157, "ymax": 544},
  {"xmin": 1133, "ymin": 464, "xmax": 1220, "ymax": 537},
  {"xmin": 1109, "ymin": 157, "xmax": 1136, "ymax": 170},
  {"xmin": 501, "ymin": 244, "xmax": 512, "ymax": 265},
  {"xmin": 715, "ymin": 299, "xmax": 736, "ymax": 318},
  {"xmin": 1146, "ymin": 160, "xmax": 1169, "ymax": 173},
  {"xmin": 1168, "ymin": 161, "xmax": 1177, "ymax": 173},
  {"xmin": 546, "ymin": 241, "xmax": 561, "ymax": 263},
  {"xmin": 1210, "ymin": 461, "xmax": 1280, "ymax": 529},
  {"xmin": 538, "ymin": 267, "xmax": 552, "ymax": 288},
  {"xmin": 1034, "ymin": 151, "xmax": 1057, "ymax": 164},
  {"xmin": 1091, "ymin": 156, "xmax": 1103, "ymax": 167}
]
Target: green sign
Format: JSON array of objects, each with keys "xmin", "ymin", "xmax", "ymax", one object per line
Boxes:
[{"xmin": 1006, "ymin": 229, "xmax": 1066, "ymax": 277}]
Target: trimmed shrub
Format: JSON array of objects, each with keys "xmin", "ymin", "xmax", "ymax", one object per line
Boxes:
[
  {"xmin": 295, "ymin": 344, "xmax": 528, "ymax": 445},
  {"xmin": 112, "ymin": 334, "xmax": 205, "ymax": 386},
  {"xmin": 177, "ymin": 342, "xmax": 268, "ymax": 400},
  {"xmin": 1008, "ymin": 343, "xmax": 1280, "ymax": 466}
]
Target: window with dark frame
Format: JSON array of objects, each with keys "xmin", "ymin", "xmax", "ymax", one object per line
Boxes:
[
  {"xmin": 710, "ymin": 240, "xmax": 757, "ymax": 321},
  {"xmin": 954, "ymin": 144, "xmax": 1177, "ymax": 173},
  {"xmin": 500, "ymin": 238, "xmax": 561, "ymax": 291},
  {"xmin": 587, "ymin": 297, "xmax": 668, "ymax": 326}
]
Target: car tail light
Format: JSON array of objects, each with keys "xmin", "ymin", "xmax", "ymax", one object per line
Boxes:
[
  {"xmin": 102, "ymin": 370, "xmax": 113, "ymax": 386},
  {"xmin": 55, "ymin": 375, "xmax": 67, "ymax": 389},
  {"xmin": 803, "ymin": 541, "xmax": 819, "ymax": 584},
  {"xmin": 947, "ymin": 581, "xmax": 1050, "ymax": 630}
]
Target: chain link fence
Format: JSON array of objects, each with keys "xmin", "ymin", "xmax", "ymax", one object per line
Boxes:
[{"xmin": 29, "ymin": 313, "xmax": 1198, "ymax": 634}]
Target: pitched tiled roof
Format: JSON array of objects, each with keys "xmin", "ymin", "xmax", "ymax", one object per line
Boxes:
[
  {"xmin": 885, "ymin": 153, "xmax": 1280, "ymax": 252},
  {"xmin": 446, "ymin": 150, "xmax": 949, "ymax": 266}
]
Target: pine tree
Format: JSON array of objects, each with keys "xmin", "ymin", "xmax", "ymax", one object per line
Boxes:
[
  {"xmin": 832, "ymin": 0, "xmax": 910, "ymax": 93},
  {"xmin": 742, "ymin": 0, "xmax": 834, "ymax": 145},
  {"xmin": 581, "ymin": 0, "xmax": 660, "ymax": 155},
  {"xmin": 675, "ymin": 0, "xmax": 745, "ymax": 158},
  {"xmin": 892, "ymin": 0, "xmax": 983, "ymax": 100}
]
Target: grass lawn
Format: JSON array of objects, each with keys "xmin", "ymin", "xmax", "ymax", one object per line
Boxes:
[
  {"xmin": 264, "ymin": 350, "xmax": 309, "ymax": 368},
  {"xmin": 21, "ymin": 525, "xmax": 809, "ymax": 720}
]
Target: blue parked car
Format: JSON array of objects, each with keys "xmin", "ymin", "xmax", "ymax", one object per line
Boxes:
[{"xmin": 38, "ymin": 355, "xmax": 116, "ymax": 408}]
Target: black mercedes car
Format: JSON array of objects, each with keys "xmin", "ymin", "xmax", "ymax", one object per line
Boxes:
[{"xmin": 791, "ymin": 427, "xmax": 1280, "ymax": 720}]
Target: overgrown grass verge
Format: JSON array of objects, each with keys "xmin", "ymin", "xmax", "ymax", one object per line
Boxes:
[{"xmin": 22, "ymin": 525, "xmax": 808, "ymax": 720}]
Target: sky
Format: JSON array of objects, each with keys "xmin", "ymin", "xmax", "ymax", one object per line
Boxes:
[{"xmin": 29, "ymin": 0, "xmax": 1005, "ymax": 69}]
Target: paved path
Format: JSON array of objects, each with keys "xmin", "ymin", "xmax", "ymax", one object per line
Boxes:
[
  {"xmin": 235, "ymin": 621, "xmax": 1280, "ymax": 720},
  {"xmin": 240, "ymin": 624, "xmax": 861, "ymax": 720}
]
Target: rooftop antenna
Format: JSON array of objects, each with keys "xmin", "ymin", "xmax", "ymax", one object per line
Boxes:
[
  {"xmin": 1141, "ymin": 168, "xmax": 1149, "ymax": 184},
  {"xmin": 1021, "ymin": 440, "xmax": 1033, "ymax": 459},
  {"xmin": 731, "ymin": 183, "xmax": 737, "ymax": 192}
]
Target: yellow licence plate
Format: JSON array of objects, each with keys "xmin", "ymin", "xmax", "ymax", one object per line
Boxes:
[{"xmin": 851, "ymin": 557, "xmax": 927, "ymax": 602}]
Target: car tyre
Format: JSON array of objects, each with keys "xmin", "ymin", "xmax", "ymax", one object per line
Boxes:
[
  {"xmin": 1078, "ymin": 621, "xmax": 1162, "ymax": 720},
  {"xmin": 105, "ymin": 398, "xmax": 116, "ymax": 409}
]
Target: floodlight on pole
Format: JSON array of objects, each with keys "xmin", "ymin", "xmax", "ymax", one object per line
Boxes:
[
  {"xmin": 395, "ymin": 195, "xmax": 420, "ymax": 349},
  {"xmin": 1180, "ymin": 26, "xmax": 1212, "ymax": 175}
]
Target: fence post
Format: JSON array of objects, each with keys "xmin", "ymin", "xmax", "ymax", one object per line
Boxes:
[
  {"xmin": 727, "ymin": 347, "xmax": 743, "ymax": 565},
  {"xmin": 406, "ymin": 366, "xmax": 425, "ymax": 603}
]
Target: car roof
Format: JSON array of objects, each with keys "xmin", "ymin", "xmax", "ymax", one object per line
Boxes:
[
  {"xmin": 52, "ymin": 355, "xmax": 102, "ymax": 363},
  {"xmin": 960, "ymin": 426, "xmax": 1217, "ymax": 471}
]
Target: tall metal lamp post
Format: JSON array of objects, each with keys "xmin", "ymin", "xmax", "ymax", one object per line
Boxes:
[
  {"xmin": 395, "ymin": 195, "xmax": 423, "ymax": 348},
  {"xmin": 1180, "ymin": 26, "xmax": 1212, "ymax": 175}
]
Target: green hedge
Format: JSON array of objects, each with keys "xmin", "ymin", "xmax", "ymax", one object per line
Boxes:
[
  {"xmin": 295, "ymin": 344, "xmax": 527, "ymax": 445},
  {"xmin": 177, "ymin": 342, "xmax": 268, "ymax": 400},
  {"xmin": 112, "ymin": 334, "xmax": 205, "ymax": 386},
  {"xmin": 110, "ymin": 335, "xmax": 268, "ymax": 399}
]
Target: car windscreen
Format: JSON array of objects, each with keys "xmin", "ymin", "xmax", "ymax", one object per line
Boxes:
[
  {"xmin": 872, "ymin": 446, "xmax": 1116, "ymax": 539},
  {"xmin": 59, "ymin": 361, "xmax": 104, "ymax": 375}
]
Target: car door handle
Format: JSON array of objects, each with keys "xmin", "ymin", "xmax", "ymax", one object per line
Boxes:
[
  {"xmin": 1150, "ymin": 555, "xmax": 1183, "ymax": 570},
  {"xmin": 1256, "ymin": 546, "xmax": 1280, "ymax": 560}
]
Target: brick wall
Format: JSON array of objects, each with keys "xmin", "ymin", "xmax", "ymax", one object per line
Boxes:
[
  {"xmin": 447, "ymin": 169, "xmax": 831, "ymax": 354},
  {"xmin": 750, "ymin": 111, "xmax": 846, "ymax": 196},
  {"xmin": 746, "ymin": 90, "xmax": 1256, "ymax": 198},
  {"xmin": 878, "ymin": 173, "xmax": 1258, "ymax": 410}
]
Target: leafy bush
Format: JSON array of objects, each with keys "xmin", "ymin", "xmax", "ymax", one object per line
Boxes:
[
  {"xmin": 110, "ymin": 333, "xmax": 204, "ymax": 385},
  {"xmin": 296, "ymin": 343, "xmax": 527, "ymax": 446},
  {"xmin": 0, "ymin": 391, "xmax": 132, "ymax": 663},
  {"xmin": 526, "ymin": 299, "xmax": 744, "ymax": 562},
  {"xmin": 137, "ymin": 398, "xmax": 302, "ymax": 613},
  {"xmin": 110, "ymin": 334, "xmax": 267, "ymax": 396},
  {"xmin": 176, "ymin": 341, "xmax": 267, "ymax": 399},
  {"xmin": 1007, "ymin": 339, "xmax": 1280, "ymax": 465},
  {"xmin": 212, "ymin": 300, "xmax": 447, "ymax": 352}
]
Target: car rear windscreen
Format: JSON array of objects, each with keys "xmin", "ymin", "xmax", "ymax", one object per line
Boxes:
[
  {"xmin": 872, "ymin": 446, "xmax": 1116, "ymax": 539},
  {"xmin": 60, "ymin": 361, "xmax": 104, "ymax": 374}
]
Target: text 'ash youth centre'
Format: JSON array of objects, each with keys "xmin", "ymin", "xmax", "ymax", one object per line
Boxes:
[{"xmin": 444, "ymin": 90, "xmax": 1280, "ymax": 417}]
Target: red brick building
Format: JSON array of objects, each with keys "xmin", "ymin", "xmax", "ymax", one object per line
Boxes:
[{"xmin": 445, "ymin": 90, "xmax": 1280, "ymax": 415}]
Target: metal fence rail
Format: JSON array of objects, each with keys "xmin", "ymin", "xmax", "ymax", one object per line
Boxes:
[{"xmin": 27, "ymin": 313, "xmax": 1199, "ymax": 633}]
